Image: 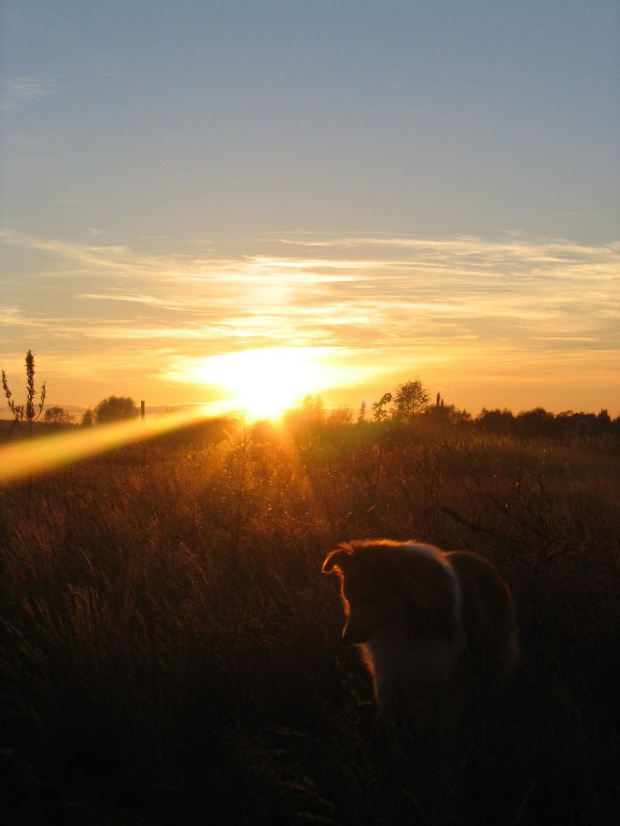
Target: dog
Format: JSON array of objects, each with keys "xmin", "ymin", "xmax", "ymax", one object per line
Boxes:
[{"xmin": 322, "ymin": 539, "xmax": 518, "ymax": 726}]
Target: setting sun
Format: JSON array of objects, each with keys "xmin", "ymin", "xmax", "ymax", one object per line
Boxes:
[{"xmin": 195, "ymin": 347, "xmax": 331, "ymax": 419}]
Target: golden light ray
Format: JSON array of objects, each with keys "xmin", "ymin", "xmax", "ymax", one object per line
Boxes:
[{"xmin": 0, "ymin": 408, "xmax": 212, "ymax": 486}]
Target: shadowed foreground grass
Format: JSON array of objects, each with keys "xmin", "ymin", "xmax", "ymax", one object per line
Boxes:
[{"xmin": 0, "ymin": 427, "xmax": 619, "ymax": 824}]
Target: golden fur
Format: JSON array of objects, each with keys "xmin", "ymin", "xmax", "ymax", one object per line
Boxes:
[{"xmin": 322, "ymin": 539, "xmax": 518, "ymax": 724}]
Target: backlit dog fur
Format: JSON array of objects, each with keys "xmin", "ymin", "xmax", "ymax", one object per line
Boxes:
[{"xmin": 322, "ymin": 539, "xmax": 518, "ymax": 724}]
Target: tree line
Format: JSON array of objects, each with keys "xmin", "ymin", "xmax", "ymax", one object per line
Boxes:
[
  {"xmin": 285, "ymin": 378, "xmax": 619, "ymax": 438},
  {"xmin": 2, "ymin": 353, "xmax": 618, "ymax": 439}
]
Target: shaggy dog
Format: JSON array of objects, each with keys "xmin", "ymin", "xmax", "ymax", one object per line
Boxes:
[{"xmin": 323, "ymin": 539, "xmax": 518, "ymax": 725}]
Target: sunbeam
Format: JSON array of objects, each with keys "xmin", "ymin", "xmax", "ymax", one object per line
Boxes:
[{"xmin": 0, "ymin": 408, "xmax": 214, "ymax": 485}]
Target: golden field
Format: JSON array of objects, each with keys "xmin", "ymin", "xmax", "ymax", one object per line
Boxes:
[{"xmin": 1, "ymin": 420, "xmax": 618, "ymax": 824}]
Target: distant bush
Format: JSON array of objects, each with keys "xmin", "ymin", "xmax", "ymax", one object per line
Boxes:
[
  {"xmin": 94, "ymin": 395, "xmax": 139, "ymax": 424},
  {"xmin": 43, "ymin": 406, "xmax": 75, "ymax": 425}
]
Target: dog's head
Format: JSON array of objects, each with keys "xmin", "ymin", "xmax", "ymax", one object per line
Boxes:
[
  {"xmin": 322, "ymin": 542, "xmax": 406, "ymax": 644},
  {"xmin": 323, "ymin": 540, "xmax": 459, "ymax": 645}
]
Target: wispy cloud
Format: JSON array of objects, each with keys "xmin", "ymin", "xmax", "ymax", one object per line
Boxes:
[
  {"xmin": 78, "ymin": 293, "xmax": 193, "ymax": 311},
  {"xmin": 2, "ymin": 230, "xmax": 618, "ymax": 411},
  {"xmin": 0, "ymin": 77, "xmax": 60, "ymax": 110}
]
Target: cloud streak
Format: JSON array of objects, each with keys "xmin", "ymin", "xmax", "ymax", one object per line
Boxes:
[
  {"xmin": 0, "ymin": 76, "xmax": 60, "ymax": 110},
  {"xmin": 2, "ymin": 230, "xmax": 618, "ymax": 411}
]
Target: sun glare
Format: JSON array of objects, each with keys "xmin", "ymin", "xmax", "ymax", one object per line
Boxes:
[{"xmin": 196, "ymin": 347, "xmax": 330, "ymax": 420}]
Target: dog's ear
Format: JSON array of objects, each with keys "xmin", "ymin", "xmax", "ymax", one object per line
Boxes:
[{"xmin": 322, "ymin": 546, "xmax": 354, "ymax": 575}]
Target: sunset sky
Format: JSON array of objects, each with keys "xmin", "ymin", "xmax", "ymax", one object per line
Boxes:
[{"xmin": 1, "ymin": 1, "xmax": 618, "ymax": 419}]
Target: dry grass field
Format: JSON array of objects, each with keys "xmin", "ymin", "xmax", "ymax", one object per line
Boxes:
[{"xmin": 1, "ymin": 421, "xmax": 619, "ymax": 824}]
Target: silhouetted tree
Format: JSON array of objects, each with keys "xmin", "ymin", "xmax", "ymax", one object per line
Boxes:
[
  {"xmin": 556, "ymin": 410, "xmax": 594, "ymax": 435},
  {"xmin": 477, "ymin": 408, "xmax": 516, "ymax": 434},
  {"xmin": 284, "ymin": 394, "xmax": 326, "ymax": 429},
  {"xmin": 44, "ymin": 406, "xmax": 75, "ymax": 424},
  {"xmin": 425, "ymin": 400, "xmax": 471, "ymax": 425},
  {"xmin": 392, "ymin": 379, "xmax": 429, "ymax": 423},
  {"xmin": 94, "ymin": 395, "xmax": 139, "ymax": 425},
  {"xmin": 597, "ymin": 409, "xmax": 611, "ymax": 430},
  {"xmin": 81, "ymin": 409, "xmax": 95, "ymax": 427},
  {"xmin": 1, "ymin": 350, "xmax": 46, "ymax": 435},
  {"xmin": 327, "ymin": 406, "xmax": 353, "ymax": 425},
  {"xmin": 357, "ymin": 400, "xmax": 367, "ymax": 424},
  {"xmin": 516, "ymin": 407, "xmax": 555, "ymax": 437},
  {"xmin": 372, "ymin": 392, "xmax": 392, "ymax": 422}
]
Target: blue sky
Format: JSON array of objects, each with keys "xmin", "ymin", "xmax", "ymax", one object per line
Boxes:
[{"xmin": 1, "ymin": 1, "xmax": 618, "ymax": 417}]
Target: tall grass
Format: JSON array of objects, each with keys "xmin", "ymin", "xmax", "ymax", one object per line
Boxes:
[{"xmin": 0, "ymin": 428, "xmax": 618, "ymax": 823}]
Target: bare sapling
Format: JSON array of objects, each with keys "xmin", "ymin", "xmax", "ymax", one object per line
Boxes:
[{"xmin": 2, "ymin": 350, "xmax": 47, "ymax": 437}]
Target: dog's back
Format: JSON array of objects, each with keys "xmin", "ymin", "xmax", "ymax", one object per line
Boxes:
[{"xmin": 446, "ymin": 551, "xmax": 519, "ymax": 678}]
